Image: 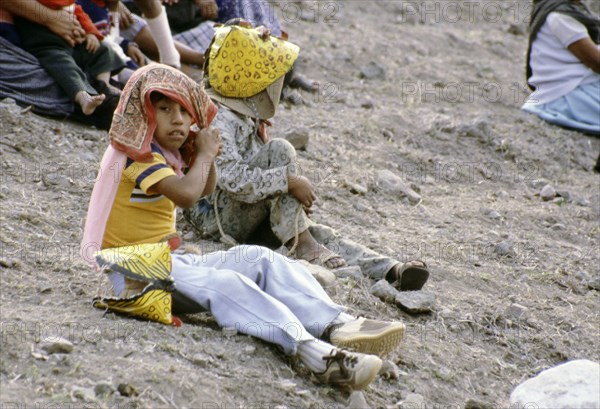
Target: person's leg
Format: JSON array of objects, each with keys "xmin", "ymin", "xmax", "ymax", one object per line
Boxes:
[
  {"xmin": 521, "ymin": 81, "xmax": 600, "ymax": 135},
  {"xmin": 72, "ymin": 42, "xmax": 124, "ymax": 94},
  {"xmin": 188, "ymin": 193, "xmax": 271, "ymax": 242},
  {"xmin": 15, "ymin": 21, "xmax": 105, "ymax": 114},
  {"xmin": 309, "ymin": 223, "xmax": 429, "ymax": 290},
  {"xmin": 247, "ymin": 138, "xmax": 346, "ymax": 268},
  {"xmin": 172, "ymin": 245, "xmax": 401, "ymax": 387},
  {"xmin": 133, "ymin": 0, "xmax": 180, "ymax": 67},
  {"xmin": 132, "ymin": 25, "xmax": 205, "ymax": 67},
  {"xmin": 171, "ymin": 248, "xmax": 338, "ymax": 354}
]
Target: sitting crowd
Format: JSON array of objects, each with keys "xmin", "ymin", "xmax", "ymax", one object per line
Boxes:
[{"xmin": 0, "ymin": 0, "xmax": 317, "ymax": 128}]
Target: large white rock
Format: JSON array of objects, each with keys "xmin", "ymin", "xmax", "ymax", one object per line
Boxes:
[{"xmin": 510, "ymin": 359, "xmax": 600, "ymax": 409}]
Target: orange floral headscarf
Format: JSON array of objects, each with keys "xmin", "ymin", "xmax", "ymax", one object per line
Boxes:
[{"xmin": 109, "ymin": 63, "xmax": 217, "ymax": 165}]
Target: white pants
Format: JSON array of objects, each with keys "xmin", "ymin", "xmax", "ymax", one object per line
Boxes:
[{"xmin": 170, "ymin": 245, "xmax": 344, "ymax": 355}]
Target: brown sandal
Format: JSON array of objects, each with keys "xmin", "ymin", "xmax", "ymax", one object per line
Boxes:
[{"xmin": 388, "ymin": 260, "xmax": 429, "ymax": 291}]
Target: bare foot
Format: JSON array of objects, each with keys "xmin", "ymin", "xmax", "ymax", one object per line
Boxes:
[
  {"xmin": 75, "ymin": 91, "xmax": 105, "ymax": 115},
  {"xmin": 296, "ymin": 244, "xmax": 346, "ymax": 269},
  {"xmin": 291, "ymin": 230, "xmax": 346, "ymax": 269}
]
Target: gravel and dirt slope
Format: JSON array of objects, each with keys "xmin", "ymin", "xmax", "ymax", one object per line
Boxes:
[{"xmin": 1, "ymin": 0, "xmax": 599, "ymax": 408}]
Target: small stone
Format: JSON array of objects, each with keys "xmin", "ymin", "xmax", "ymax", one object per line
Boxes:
[
  {"xmin": 376, "ymin": 170, "xmax": 421, "ymax": 204},
  {"xmin": 539, "ymin": 184, "xmax": 556, "ymax": 201},
  {"xmin": 94, "ymin": 382, "xmax": 115, "ymax": 397},
  {"xmin": 465, "ymin": 398, "xmax": 496, "ymax": 409},
  {"xmin": 494, "ymin": 190, "xmax": 509, "ymax": 200},
  {"xmin": 353, "ymin": 202, "xmax": 369, "ymax": 212},
  {"xmin": 479, "ymin": 207, "xmax": 501, "ymax": 219},
  {"xmin": 360, "ymin": 99, "xmax": 374, "ymax": 109},
  {"xmin": 395, "ymin": 291, "xmax": 435, "ymax": 314},
  {"xmin": 182, "ymin": 231, "xmax": 194, "ymax": 240},
  {"xmin": 37, "ymin": 283, "xmax": 52, "ymax": 293},
  {"xmin": 348, "ymin": 391, "xmax": 370, "ymax": 409},
  {"xmin": 359, "ymin": 62, "xmax": 385, "ymax": 80},
  {"xmin": 43, "ymin": 174, "xmax": 70, "ymax": 187},
  {"xmin": 401, "ymin": 393, "xmax": 425, "ymax": 408},
  {"xmin": 346, "ymin": 182, "xmax": 368, "ymax": 195},
  {"xmin": 283, "ymin": 127, "xmax": 310, "ymax": 151},
  {"xmin": 575, "ymin": 196, "xmax": 590, "ymax": 207},
  {"xmin": 505, "ymin": 303, "xmax": 529, "ymax": 321},
  {"xmin": 527, "ymin": 179, "xmax": 549, "ymax": 189},
  {"xmin": 494, "ymin": 240, "xmax": 515, "ymax": 257},
  {"xmin": 370, "ymin": 279, "xmax": 398, "ymax": 303},
  {"xmin": 336, "ymin": 266, "xmax": 364, "ymax": 281},
  {"xmin": 243, "ymin": 345, "xmax": 256, "ymax": 355},
  {"xmin": 191, "ymin": 353, "xmax": 212, "ymax": 368},
  {"xmin": 222, "ymin": 326, "xmax": 237, "ymax": 337},
  {"xmin": 299, "ymin": 260, "xmax": 337, "ymax": 288},
  {"xmin": 278, "ymin": 380, "xmax": 296, "ymax": 392},
  {"xmin": 379, "ymin": 360, "xmax": 400, "ymax": 379},
  {"xmin": 117, "ymin": 383, "xmax": 138, "ymax": 397},
  {"xmin": 41, "ymin": 338, "xmax": 73, "ymax": 354},
  {"xmin": 507, "ymin": 24, "xmax": 526, "ymax": 36},
  {"xmin": 550, "ymin": 223, "xmax": 566, "ymax": 231},
  {"xmin": 587, "ymin": 275, "xmax": 600, "ymax": 291},
  {"xmin": 72, "ymin": 386, "xmax": 96, "ymax": 402},
  {"xmin": 556, "ymin": 190, "xmax": 571, "ymax": 201}
]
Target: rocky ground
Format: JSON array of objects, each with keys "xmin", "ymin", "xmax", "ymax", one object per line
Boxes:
[{"xmin": 1, "ymin": 0, "xmax": 599, "ymax": 408}]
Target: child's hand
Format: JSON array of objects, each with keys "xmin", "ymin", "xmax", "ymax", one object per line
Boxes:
[
  {"xmin": 118, "ymin": 2, "xmax": 135, "ymax": 29},
  {"xmin": 194, "ymin": 127, "xmax": 222, "ymax": 159},
  {"xmin": 195, "ymin": 0, "xmax": 218, "ymax": 20},
  {"xmin": 85, "ymin": 34, "xmax": 100, "ymax": 53},
  {"xmin": 288, "ymin": 175, "xmax": 317, "ymax": 208},
  {"xmin": 128, "ymin": 43, "xmax": 147, "ymax": 66}
]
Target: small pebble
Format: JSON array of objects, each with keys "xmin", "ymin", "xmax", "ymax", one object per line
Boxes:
[
  {"xmin": 41, "ymin": 338, "xmax": 73, "ymax": 354},
  {"xmin": 539, "ymin": 184, "xmax": 556, "ymax": 201}
]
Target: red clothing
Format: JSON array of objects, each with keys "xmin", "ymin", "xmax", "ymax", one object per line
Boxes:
[{"xmin": 37, "ymin": 0, "xmax": 103, "ymax": 39}]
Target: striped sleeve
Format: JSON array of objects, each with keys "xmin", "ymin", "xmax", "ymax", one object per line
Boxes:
[{"xmin": 124, "ymin": 153, "xmax": 177, "ymax": 194}]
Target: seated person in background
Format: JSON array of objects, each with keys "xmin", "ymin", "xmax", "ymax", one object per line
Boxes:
[
  {"xmin": 76, "ymin": 0, "xmax": 147, "ymax": 68},
  {"xmin": 81, "ymin": 63, "xmax": 406, "ymax": 391},
  {"xmin": 118, "ymin": 1, "xmax": 206, "ymax": 68},
  {"xmin": 119, "ymin": 0, "xmax": 317, "ymax": 100},
  {"xmin": 130, "ymin": 0, "xmax": 180, "ymax": 67},
  {"xmin": 0, "ymin": 3, "xmax": 115, "ymax": 128},
  {"xmin": 522, "ymin": 0, "xmax": 600, "ymax": 135},
  {"xmin": 4, "ymin": 0, "xmax": 125, "ymax": 117},
  {"xmin": 186, "ymin": 22, "xmax": 430, "ymax": 292}
]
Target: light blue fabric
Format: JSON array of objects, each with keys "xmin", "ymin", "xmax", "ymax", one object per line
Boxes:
[
  {"xmin": 170, "ymin": 245, "xmax": 344, "ymax": 355},
  {"xmin": 522, "ymin": 80, "xmax": 600, "ymax": 135}
]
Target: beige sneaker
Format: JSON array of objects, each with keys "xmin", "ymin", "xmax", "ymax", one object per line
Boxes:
[
  {"xmin": 328, "ymin": 317, "xmax": 405, "ymax": 357},
  {"xmin": 314, "ymin": 349, "xmax": 382, "ymax": 390}
]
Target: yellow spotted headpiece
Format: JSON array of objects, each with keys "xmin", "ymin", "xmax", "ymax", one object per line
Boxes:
[{"xmin": 206, "ymin": 24, "xmax": 299, "ymax": 98}]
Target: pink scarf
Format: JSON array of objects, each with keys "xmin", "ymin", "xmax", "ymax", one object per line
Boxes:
[{"xmin": 81, "ymin": 64, "xmax": 217, "ymax": 263}]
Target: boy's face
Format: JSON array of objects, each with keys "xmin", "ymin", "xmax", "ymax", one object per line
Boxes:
[{"xmin": 152, "ymin": 98, "xmax": 193, "ymax": 151}]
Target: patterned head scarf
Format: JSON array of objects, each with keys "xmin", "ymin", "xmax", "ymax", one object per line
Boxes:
[{"xmin": 109, "ymin": 63, "xmax": 217, "ymax": 164}]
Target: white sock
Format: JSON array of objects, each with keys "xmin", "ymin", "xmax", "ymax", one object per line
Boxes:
[
  {"xmin": 297, "ymin": 340, "xmax": 336, "ymax": 373},
  {"xmin": 144, "ymin": 6, "xmax": 180, "ymax": 68},
  {"xmin": 332, "ymin": 312, "xmax": 355, "ymax": 325}
]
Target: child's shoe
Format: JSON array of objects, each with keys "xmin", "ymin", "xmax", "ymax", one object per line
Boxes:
[
  {"xmin": 313, "ymin": 348, "xmax": 382, "ymax": 390},
  {"xmin": 327, "ymin": 317, "xmax": 405, "ymax": 357}
]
